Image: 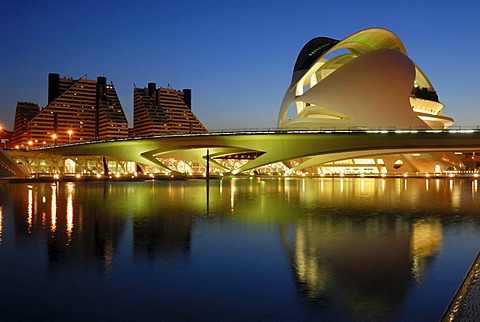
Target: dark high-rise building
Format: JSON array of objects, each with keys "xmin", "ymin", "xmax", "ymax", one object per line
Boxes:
[
  {"xmin": 16, "ymin": 73, "xmax": 129, "ymax": 146},
  {"xmin": 133, "ymin": 83, "xmax": 207, "ymax": 137},
  {"xmin": 12, "ymin": 102, "xmax": 40, "ymax": 146}
]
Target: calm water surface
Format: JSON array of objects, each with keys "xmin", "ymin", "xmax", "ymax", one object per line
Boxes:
[{"xmin": 1, "ymin": 177, "xmax": 480, "ymax": 321}]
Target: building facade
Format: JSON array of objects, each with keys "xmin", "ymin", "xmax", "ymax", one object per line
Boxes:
[
  {"xmin": 11, "ymin": 102, "xmax": 40, "ymax": 147},
  {"xmin": 132, "ymin": 83, "xmax": 206, "ymax": 137},
  {"xmin": 13, "ymin": 73, "xmax": 129, "ymax": 147},
  {"xmin": 278, "ymin": 28, "xmax": 454, "ymax": 130}
]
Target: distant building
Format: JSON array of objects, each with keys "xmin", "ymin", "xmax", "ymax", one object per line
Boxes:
[
  {"xmin": 12, "ymin": 102, "xmax": 40, "ymax": 146},
  {"xmin": 14, "ymin": 73, "xmax": 129, "ymax": 147},
  {"xmin": 132, "ymin": 83, "xmax": 207, "ymax": 137}
]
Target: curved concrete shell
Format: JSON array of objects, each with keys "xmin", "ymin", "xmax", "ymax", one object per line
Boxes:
[{"xmin": 279, "ymin": 28, "xmax": 454, "ymax": 130}]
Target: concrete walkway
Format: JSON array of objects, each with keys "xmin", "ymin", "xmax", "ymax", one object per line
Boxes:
[{"xmin": 442, "ymin": 252, "xmax": 480, "ymax": 321}]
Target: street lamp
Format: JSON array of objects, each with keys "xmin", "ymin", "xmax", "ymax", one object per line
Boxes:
[
  {"xmin": 67, "ymin": 130, "xmax": 73, "ymax": 143},
  {"xmin": 52, "ymin": 133, "xmax": 57, "ymax": 145}
]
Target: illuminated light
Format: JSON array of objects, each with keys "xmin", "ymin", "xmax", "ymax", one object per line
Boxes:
[
  {"xmin": 320, "ymin": 173, "xmax": 325, "ymax": 177},
  {"xmin": 454, "ymin": 152, "xmax": 463, "ymax": 155},
  {"xmin": 449, "ymin": 129, "xmax": 475, "ymax": 134},
  {"xmin": 53, "ymin": 174, "xmax": 59, "ymax": 180},
  {"xmin": 231, "ymin": 169, "xmax": 239, "ymax": 175},
  {"xmin": 449, "ymin": 173, "xmax": 455, "ymax": 178},
  {"xmin": 380, "ymin": 173, "xmax": 386, "ymax": 177},
  {"xmin": 359, "ymin": 173, "xmax": 365, "ymax": 177},
  {"xmin": 474, "ymin": 174, "xmax": 479, "ymax": 178},
  {"xmin": 115, "ymin": 173, "xmax": 120, "ymax": 178},
  {"xmin": 425, "ymin": 173, "xmax": 431, "ymax": 177},
  {"xmin": 96, "ymin": 173, "xmax": 101, "ymax": 178},
  {"xmin": 434, "ymin": 165, "xmax": 441, "ymax": 173},
  {"xmin": 75, "ymin": 173, "xmax": 81, "ymax": 179},
  {"xmin": 42, "ymin": 196, "xmax": 46, "ymax": 203},
  {"xmin": 403, "ymin": 173, "xmax": 408, "ymax": 177},
  {"xmin": 149, "ymin": 173, "xmax": 154, "ymax": 178}
]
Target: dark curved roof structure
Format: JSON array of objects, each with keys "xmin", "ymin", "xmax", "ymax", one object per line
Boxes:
[{"xmin": 293, "ymin": 37, "xmax": 339, "ymax": 72}]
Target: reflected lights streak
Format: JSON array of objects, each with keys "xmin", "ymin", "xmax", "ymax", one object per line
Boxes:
[
  {"xmin": 51, "ymin": 184, "xmax": 57, "ymax": 233},
  {"xmin": 425, "ymin": 179, "xmax": 429, "ymax": 191},
  {"xmin": 66, "ymin": 184, "xmax": 74, "ymax": 244},
  {"xmin": 474, "ymin": 180, "xmax": 478, "ymax": 194},
  {"xmin": 230, "ymin": 179, "xmax": 235, "ymax": 212},
  {"xmin": 27, "ymin": 186, "xmax": 33, "ymax": 233}
]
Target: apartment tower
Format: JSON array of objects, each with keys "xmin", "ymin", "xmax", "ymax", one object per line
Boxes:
[
  {"xmin": 21, "ymin": 73, "xmax": 129, "ymax": 146},
  {"xmin": 133, "ymin": 83, "xmax": 207, "ymax": 137}
]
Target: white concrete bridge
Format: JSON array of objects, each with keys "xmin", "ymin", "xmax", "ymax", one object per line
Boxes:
[{"xmin": 4, "ymin": 128, "xmax": 479, "ymax": 177}]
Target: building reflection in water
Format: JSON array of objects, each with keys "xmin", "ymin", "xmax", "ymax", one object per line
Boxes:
[
  {"xmin": 2, "ymin": 182, "xmax": 203, "ymax": 274},
  {"xmin": 131, "ymin": 182, "xmax": 195, "ymax": 262},
  {"xmin": 0, "ymin": 177, "xmax": 478, "ymax": 319},
  {"xmin": 221, "ymin": 177, "xmax": 472, "ymax": 319}
]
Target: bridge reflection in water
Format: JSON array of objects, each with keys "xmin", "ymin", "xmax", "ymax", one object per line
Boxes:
[{"xmin": 0, "ymin": 177, "xmax": 479, "ymax": 320}]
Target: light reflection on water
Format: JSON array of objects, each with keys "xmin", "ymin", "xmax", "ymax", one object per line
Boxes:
[{"xmin": 0, "ymin": 178, "xmax": 479, "ymax": 320}]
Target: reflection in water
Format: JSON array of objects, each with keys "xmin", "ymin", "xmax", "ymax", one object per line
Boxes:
[
  {"xmin": 411, "ymin": 218, "xmax": 442, "ymax": 281},
  {"xmin": 27, "ymin": 185, "xmax": 33, "ymax": 233},
  {"xmin": 51, "ymin": 183, "xmax": 57, "ymax": 233},
  {"xmin": 66, "ymin": 183, "xmax": 74, "ymax": 245},
  {"xmin": 0, "ymin": 178, "xmax": 479, "ymax": 320}
]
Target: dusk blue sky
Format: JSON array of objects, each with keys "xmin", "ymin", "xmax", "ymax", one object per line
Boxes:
[{"xmin": 1, "ymin": 0, "xmax": 479, "ymax": 131}]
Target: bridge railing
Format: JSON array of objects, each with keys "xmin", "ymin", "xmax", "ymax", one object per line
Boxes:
[{"xmin": 28, "ymin": 125, "xmax": 480, "ymax": 150}]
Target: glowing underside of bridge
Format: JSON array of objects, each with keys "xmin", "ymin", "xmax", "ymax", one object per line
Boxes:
[{"xmin": 24, "ymin": 130, "xmax": 480, "ymax": 175}]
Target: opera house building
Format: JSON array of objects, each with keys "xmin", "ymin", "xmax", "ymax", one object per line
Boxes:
[
  {"xmin": 2, "ymin": 28, "xmax": 480, "ymax": 178},
  {"xmin": 279, "ymin": 28, "xmax": 453, "ymax": 131}
]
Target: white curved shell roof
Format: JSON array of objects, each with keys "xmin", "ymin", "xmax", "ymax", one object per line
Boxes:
[{"xmin": 279, "ymin": 28, "xmax": 452, "ymax": 130}]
